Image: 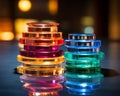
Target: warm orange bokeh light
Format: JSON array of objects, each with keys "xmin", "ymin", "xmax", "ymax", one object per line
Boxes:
[
  {"xmin": 0, "ymin": 18, "xmax": 14, "ymax": 41},
  {"xmin": 0, "ymin": 32, "xmax": 14, "ymax": 41},
  {"xmin": 48, "ymin": 0, "xmax": 58, "ymax": 15},
  {"xmin": 14, "ymin": 18, "xmax": 38, "ymax": 40},
  {"xmin": 18, "ymin": 0, "xmax": 32, "ymax": 12}
]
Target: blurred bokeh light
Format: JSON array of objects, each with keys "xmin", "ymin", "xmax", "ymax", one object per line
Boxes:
[
  {"xmin": 18, "ymin": 0, "xmax": 32, "ymax": 12},
  {"xmin": 48, "ymin": 0, "xmax": 58, "ymax": 15},
  {"xmin": 0, "ymin": 32, "xmax": 14, "ymax": 41},
  {"xmin": 0, "ymin": 0, "xmax": 119, "ymax": 41},
  {"xmin": 14, "ymin": 18, "xmax": 38, "ymax": 40},
  {"xmin": 0, "ymin": 18, "xmax": 14, "ymax": 41}
]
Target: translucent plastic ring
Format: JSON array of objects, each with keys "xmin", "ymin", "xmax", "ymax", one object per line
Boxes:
[
  {"xmin": 19, "ymin": 38, "xmax": 64, "ymax": 46},
  {"xmin": 65, "ymin": 66, "xmax": 100, "ymax": 74},
  {"xmin": 22, "ymin": 63, "xmax": 62, "ymax": 68},
  {"xmin": 65, "ymin": 61, "xmax": 100, "ymax": 67},
  {"xmin": 65, "ymin": 58, "xmax": 101, "ymax": 68},
  {"xmin": 17, "ymin": 65, "xmax": 64, "ymax": 76},
  {"xmin": 68, "ymin": 34, "xmax": 96, "ymax": 40},
  {"xmin": 27, "ymin": 22, "xmax": 59, "ymax": 32},
  {"xmin": 24, "ymin": 45, "xmax": 60, "ymax": 52},
  {"xmin": 20, "ymin": 50, "xmax": 63, "ymax": 58},
  {"xmin": 65, "ymin": 40, "xmax": 101, "ymax": 47},
  {"xmin": 66, "ymin": 46, "xmax": 100, "ymax": 53},
  {"xmin": 17, "ymin": 55, "xmax": 65, "ymax": 65},
  {"xmin": 27, "ymin": 22, "xmax": 59, "ymax": 27},
  {"xmin": 64, "ymin": 52, "xmax": 104, "ymax": 60},
  {"xmin": 65, "ymin": 61, "xmax": 100, "ymax": 68},
  {"xmin": 22, "ymin": 32, "xmax": 62, "ymax": 39},
  {"xmin": 28, "ymin": 27, "xmax": 58, "ymax": 32}
]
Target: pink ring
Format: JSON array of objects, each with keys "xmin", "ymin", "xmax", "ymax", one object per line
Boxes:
[
  {"xmin": 20, "ymin": 50, "xmax": 63, "ymax": 58},
  {"xmin": 24, "ymin": 45, "xmax": 60, "ymax": 52}
]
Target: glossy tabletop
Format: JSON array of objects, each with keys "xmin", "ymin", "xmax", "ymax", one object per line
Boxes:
[{"xmin": 0, "ymin": 41, "xmax": 120, "ymax": 96}]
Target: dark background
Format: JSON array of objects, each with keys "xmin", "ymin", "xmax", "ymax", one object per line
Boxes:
[
  {"xmin": 0, "ymin": 0, "xmax": 110, "ymax": 39},
  {"xmin": 0, "ymin": 0, "xmax": 120, "ymax": 96}
]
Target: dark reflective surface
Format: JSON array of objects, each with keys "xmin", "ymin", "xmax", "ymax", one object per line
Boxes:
[
  {"xmin": 0, "ymin": 41, "xmax": 120, "ymax": 96},
  {"xmin": 101, "ymin": 68, "xmax": 120, "ymax": 77}
]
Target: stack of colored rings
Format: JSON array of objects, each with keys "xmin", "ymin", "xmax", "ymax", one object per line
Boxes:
[
  {"xmin": 17, "ymin": 22, "xmax": 65, "ymax": 96},
  {"xmin": 64, "ymin": 34, "xmax": 104, "ymax": 95}
]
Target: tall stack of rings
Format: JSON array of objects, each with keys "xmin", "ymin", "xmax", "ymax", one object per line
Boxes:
[
  {"xmin": 64, "ymin": 34, "xmax": 104, "ymax": 95},
  {"xmin": 17, "ymin": 22, "xmax": 65, "ymax": 96}
]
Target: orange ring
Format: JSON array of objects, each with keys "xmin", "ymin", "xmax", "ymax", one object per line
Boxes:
[
  {"xmin": 22, "ymin": 32, "xmax": 62, "ymax": 39},
  {"xmin": 27, "ymin": 22, "xmax": 59, "ymax": 32},
  {"xmin": 19, "ymin": 38, "xmax": 64, "ymax": 46}
]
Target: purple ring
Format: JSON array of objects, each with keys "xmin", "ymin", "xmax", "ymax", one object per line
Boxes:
[{"xmin": 20, "ymin": 50, "xmax": 63, "ymax": 58}]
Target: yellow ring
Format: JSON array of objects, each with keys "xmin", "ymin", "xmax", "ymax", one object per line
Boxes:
[
  {"xmin": 17, "ymin": 55, "xmax": 65, "ymax": 65},
  {"xmin": 17, "ymin": 65, "xmax": 64, "ymax": 76},
  {"xmin": 23, "ymin": 63, "xmax": 62, "ymax": 68}
]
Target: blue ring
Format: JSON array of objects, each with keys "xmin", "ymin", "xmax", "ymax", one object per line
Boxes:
[
  {"xmin": 68, "ymin": 34, "xmax": 95, "ymax": 40},
  {"xmin": 65, "ymin": 40, "xmax": 101, "ymax": 47}
]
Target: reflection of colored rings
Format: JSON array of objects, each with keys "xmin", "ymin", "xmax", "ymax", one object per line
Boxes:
[
  {"xmin": 20, "ymin": 74, "xmax": 64, "ymax": 83},
  {"xmin": 20, "ymin": 50, "xmax": 63, "ymax": 58},
  {"xmin": 65, "ymin": 40, "xmax": 101, "ymax": 47},
  {"xmin": 65, "ymin": 73, "xmax": 103, "ymax": 95},
  {"xmin": 65, "ymin": 81, "xmax": 101, "ymax": 89},
  {"xmin": 27, "ymin": 22, "xmax": 59, "ymax": 32},
  {"xmin": 19, "ymin": 38, "xmax": 64, "ymax": 46},
  {"xmin": 65, "ymin": 73, "xmax": 103, "ymax": 81},
  {"xmin": 17, "ymin": 55, "xmax": 64, "ymax": 65},
  {"xmin": 65, "ymin": 81, "xmax": 101, "ymax": 95},
  {"xmin": 64, "ymin": 52, "xmax": 104, "ymax": 60},
  {"xmin": 29, "ymin": 92, "xmax": 59, "ymax": 96},
  {"xmin": 23, "ymin": 83, "xmax": 63, "ymax": 92},
  {"xmin": 66, "ymin": 47, "xmax": 100, "ymax": 53},
  {"xmin": 65, "ymin": 66, "xmax": 100, "ymax": 74},
  {"xmin": 22, "ymin": 32, "xmax": 62, "ymax": 39},
  {"xmin": 68, "ymin": 34, "xmax": 96, "ymax": 40},
  {"xmin": 24, "ymin": 45, "xmax": 60, "ymax": 52},
  {"xmin": 17, "ymin": 65, "xmax": 64, "ymax": 76}
]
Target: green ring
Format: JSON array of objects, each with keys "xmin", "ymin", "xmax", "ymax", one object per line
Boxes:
[
  {"xmin": 64, "ymin": 52, "xmax": 104, "ymax": 60},
  {"xmin": 65, "ymin": 66, "xmax": 101, "ymax": 74}
]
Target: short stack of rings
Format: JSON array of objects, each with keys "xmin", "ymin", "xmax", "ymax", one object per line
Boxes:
[
  {"xmin": 17, "ymin": 22, "xmax": 64, "ymax": 96},
  {"xmin": 64, "ymin": 33, "xmax": 104, "ymax": 95}
]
